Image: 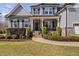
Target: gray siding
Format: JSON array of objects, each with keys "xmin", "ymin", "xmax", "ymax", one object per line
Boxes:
[
  {"xmin": 67, "ymin": 7, "xmax": 79, "ymax": 27},
  {"xmin": 59, "ymin": 11, "xmax": 66, "ymax": 28},
  {"xmin": 60, "ymin": 4, "xmax": 79, "ymax": 28}
]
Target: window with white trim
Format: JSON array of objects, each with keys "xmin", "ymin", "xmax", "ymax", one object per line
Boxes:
[
  {"xmin": 33, "ymin": 8, "xmax": 40, "ymax": 15},
  {"xmin": 24, "ymin": 19, "xmax": 29, "ymax": 28},
  {"xmin": 44, "ymin": 7, "xmax": 48, "ymax": 15},
  {"xmin": 13, "ymin": 20, "xmax": 18, "ymax": 28},
  {"xmin": 49, "ymin": 7, "xmax": 53, "ymax": 14},
  {"xmin": 24, "ymin": 21, "xmax": 28, "ymax": 27},
  {"xmin": 44, "ymin": 7, "xmax": 53, "ymax": 15}
]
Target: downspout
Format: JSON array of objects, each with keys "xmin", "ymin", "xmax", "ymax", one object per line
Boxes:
[{"xmin": 65, "ymin": 6, "xmax": 67, "ymax": 36}]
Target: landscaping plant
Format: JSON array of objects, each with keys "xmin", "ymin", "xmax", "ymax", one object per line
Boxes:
[
  {"xmin": 27, "ymin": 28, "xmax": 33, "ymax": 39},
  {"xmin": 41, "ymin": 26, "xmax": 48, "ymax": 37}
]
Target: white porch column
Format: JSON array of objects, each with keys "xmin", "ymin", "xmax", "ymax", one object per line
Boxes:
[
  {"xmin": 40, "ymin": 7, "xmax": 43, "ymax": 15},
  {"xmin": 7, "ymin": 18, "xmax": 11, "ymax": 28},
  {"xmin": 42, "ymin": 17, "xmax": 44, "ymax": 28},
  {"xmin": 30, "ymin": 18, "xmax": 33, "ymax": 31},
  {"xmin": 57, "ymin": 17, "xmax": 60, "ymax": 27},
  {"xmin": 19, "ymin": 20, "xmax": 22, "ymax": 28}
]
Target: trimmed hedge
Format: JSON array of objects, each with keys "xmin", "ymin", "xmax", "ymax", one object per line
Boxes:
[
  {"xmin": 52, "ymin": 27, "xmax": 61, "ymax": 36},
  {"xmin": 44, "ymin": 34, "xmax": 79, "ymax": 41},
  {"xmin": 42, "ymin": 27, "xmax": 79, "ymax": 41}
]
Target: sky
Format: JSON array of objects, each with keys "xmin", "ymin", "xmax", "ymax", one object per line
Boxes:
[{"xmin": 0, "ymin": 3, "xmax": 36, "ymax": 15}]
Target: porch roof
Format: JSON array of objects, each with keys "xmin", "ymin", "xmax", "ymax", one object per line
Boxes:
[{"xmin": 29, "ymin": 15, "xmax": 59, "ymax": 19}]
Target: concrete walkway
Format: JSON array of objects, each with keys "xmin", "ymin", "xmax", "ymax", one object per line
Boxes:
[{"xmin": 32, "ymin": 37, "xmax": 79, "ymax": 47}]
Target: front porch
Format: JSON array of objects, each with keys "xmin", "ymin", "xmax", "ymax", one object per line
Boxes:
[{"xmin": 30, "ymin": 16, "xmax": 60, "ymax": 32}]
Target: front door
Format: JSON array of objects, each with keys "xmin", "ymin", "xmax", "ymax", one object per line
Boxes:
[{"xmin": 33, "ymin": 20, "xmax": 40, "ymax": 31}]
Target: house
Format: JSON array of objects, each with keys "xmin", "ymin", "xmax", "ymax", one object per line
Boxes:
[
  {"xmin": 5, "ymin": 4, "xmax": 31, "ymax": 35},
  {"xmin": 5, "ymin": 3, "xmax": 79, "ymax": 36},
  {"xmin": 58, "ymin": 3, "xmax": 79, "ymax": 36},
  {"xmin": 5, "ymin": 3, "xmax": 61, "ymax": 36}
]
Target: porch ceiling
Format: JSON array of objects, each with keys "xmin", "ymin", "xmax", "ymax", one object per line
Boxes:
[{"xmin": 29, "ymin": 16, "xmax": 59, "ymax": 20}]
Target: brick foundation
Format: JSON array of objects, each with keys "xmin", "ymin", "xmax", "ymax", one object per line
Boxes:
[
  {"xmin": 61, "ymin": 27, "xmax": 74, "ymax": 36},
  {"xmin": 7, "ymin": 28, "xmax": 26, "ymax": 35}
]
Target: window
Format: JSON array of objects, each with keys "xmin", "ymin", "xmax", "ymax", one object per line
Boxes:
[
  {"xmin": 14, "ymin": 21, "xmax": 18, "ymax": 28},
  {"xmin": 10, "ymin": 20, "xmax": 13, "ymax": 28},
  {"xmin": 45, "ymin": 22, "xmax": 48, "ymax": 28},
  {"xmin": 24, "ymin": 21, "xmax": 28, "ymax": 27},
  {"xmin": 38, "ymin": 9, "xmax": 40, "ymax": 14},
  {"xmin": 44, "ymin": 7, "xmax": 53, "ymax": 15},
  {"xmin": 68, "ymin": 8, "xmax": 77, "ymax": 12},
  {"xmin": 44, "ymin": 11, "xmax": 48, "ymax": 14},
  {"xmin": 53, "ymin": 8, "xmax": 55, "ymax": 14},
  {"xmin": 22, "ymin": 20, "xmax": 24, "ymax": 28},
  {"xmin": 33, "ymin": 8, "xmax": 35, "ymax": 14},
  {"xmin": 44, "ymin": 21, "xmax": 49, "ymax": 29},
  {"xmin": 49, "ymin": 8, "xmax": 53, "ymax": 14},
  {"xmin": 17, "ymin": 20, "xmax": 19, "ymax": 28},
  {"xmin": 23, "ymin": 19, "xmax": 29, "ymax": 28},
  {"xmin": 35, "ymin": 9, "xmax": 37, "ymax": 14},
  {"xmin": 44, "ymin": 21, "xmax": 52, "ymax": 30},
  {"xmin": 33, "ymin": 8, "xmax": 40, "ymax": 15},
  {"xmin": 44, "ymin": 7, "xmax": 48, "ymax": 14},
  {"xmin": 22, "ymin": 19, "xmax": 29, "ymax": 28},
  {"xmin": 52, "ymin": 20, "xmax": 57, "ymax": 30}
]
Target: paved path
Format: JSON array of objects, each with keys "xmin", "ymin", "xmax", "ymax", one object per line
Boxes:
[{"xmin": 32, "ymin": 37, "xmax": 79, "ymax": 47}]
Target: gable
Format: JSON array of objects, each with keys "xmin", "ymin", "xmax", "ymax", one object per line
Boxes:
[
  {"xmin": 12, "ymin": 5, "xmax": 30, "ymax": 16},
  {"xmin": 6, "ymin": 4, "xmax": 31, "ymax": 17}
]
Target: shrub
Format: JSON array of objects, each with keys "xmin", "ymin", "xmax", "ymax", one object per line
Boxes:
[
  {"xmin": 6, "ymin": 35, "xmax": 12, "ymax": 39},
  {"xmin": 21, "ymin": 35, "xmax": 26, "ymax": 39},
  {"xmin": 52, "ymin": 27, "xmax": 61, "ymax": 37},
  {"xmin": 56, "ymin": 27, "xmax": 61, "ymax": 36},
  {"xmin": 5, "ymin": 30, "xmax": 12, "ymax": 39},
  {"xmin": 0, "ymin": 35, "xmax": 5, "ymax": 39},
  {"xmin": 27, "ymin": 28, "xmax": 33, "ymax": 39},
  {"xmin": 43, "ymin": 34, "xmax": 48, "ymax": 39},
  {"xmin": 42, "ymin": 27, "xmax": 48, "ymax": 36},
  {"xmin": 12, "ymin": 34, "xmax": 17, "ymax": 39},
  {"xmin": 19, "ymin": 34, "xmax": 23, "ymax": 39},
  {"xmin": 42, "ymin": 27, "xmax": 62, "ymax": 41},
  {"xmin": 49, "ymin": 35, "xmax": 79, "ymax": 41},
  {"xmin": 0, "ymin": 31, "xmax": 2, "ymax": 34},
  {"xmin": 52, "ymin": 31, "xmax": 59, "ymax": 36}
]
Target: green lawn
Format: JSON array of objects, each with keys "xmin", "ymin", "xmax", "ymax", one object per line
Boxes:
[{"xmin": 0, "ymin": 40, "xmax": 79, "ymax": 56}]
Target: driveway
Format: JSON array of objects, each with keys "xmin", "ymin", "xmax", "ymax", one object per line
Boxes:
[{"xmin": 32, "ymin": 37, "xmax": 79, "ymax": 47}]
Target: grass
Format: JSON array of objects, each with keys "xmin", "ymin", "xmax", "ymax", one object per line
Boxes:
[{"xmin": 0, "ymin": 40, "xmax": 79, "ymax": 56}]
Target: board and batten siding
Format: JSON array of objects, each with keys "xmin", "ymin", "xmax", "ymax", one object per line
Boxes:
[{"xmin": 67, "ymin": 7, "xmax": 79, "ymax": 27}]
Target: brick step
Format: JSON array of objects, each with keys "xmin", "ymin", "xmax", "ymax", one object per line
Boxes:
[{"xmin": 33, "ymin": 31, "xmax": 42, "ymax": 38}]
